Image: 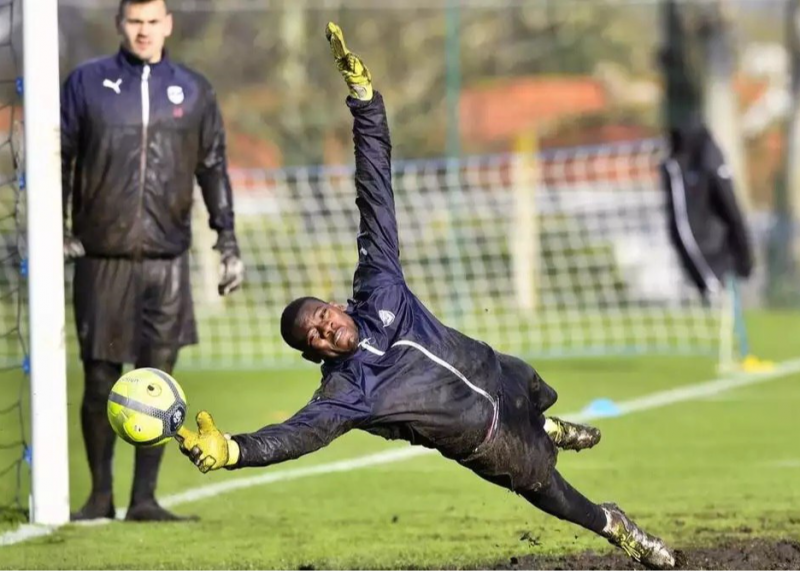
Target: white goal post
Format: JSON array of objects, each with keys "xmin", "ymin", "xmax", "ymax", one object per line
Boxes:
[{"xmin": 23, "ymin": 0, "xmax": 70, "ymax": 525}]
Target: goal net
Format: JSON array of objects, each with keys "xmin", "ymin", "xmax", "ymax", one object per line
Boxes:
[
  {"xmin": 0, "ymin": 0, "xmax": 28, "ymax": 521},
  {"xmin": 180, "ymin": 138, "xmax": 728, "ymax": 369},
  {"xmin": 46, "ymin": 0, "xmax": 738, "ymax": 374},
  {"xmin": 0, "ymin": 0, "xmax": 69, "ymax": 525}
]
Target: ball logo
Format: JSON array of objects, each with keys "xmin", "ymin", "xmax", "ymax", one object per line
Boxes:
[
  {"xmin": 169, "ymin": 406, "xmax": 185, "ymax": 433},
  {"xmin": 167, "ymin": 85, "xmax": 185, "ymax": 105}
]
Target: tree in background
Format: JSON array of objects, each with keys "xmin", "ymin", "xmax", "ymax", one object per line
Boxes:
[{"xmin": 57, "ymin": 1, "xmax": 664, "ymax": 165}]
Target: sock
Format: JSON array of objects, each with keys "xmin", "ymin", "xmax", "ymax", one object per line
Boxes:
[
  {"xmin": 129, "ymin": 346, "xmax": 178, "ymax": 507},
  {"xmin": 521, "ymin": 469, "xmax": 607, "ymax": 534},
  {"xmin": 81, "ymin": 360, "xmax": 123, "ymax": 500}
]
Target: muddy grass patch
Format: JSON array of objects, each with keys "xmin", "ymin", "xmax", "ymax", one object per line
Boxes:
[{"xmin": 491, "ymin": 538, "xmax": 800, "ymax": 570}]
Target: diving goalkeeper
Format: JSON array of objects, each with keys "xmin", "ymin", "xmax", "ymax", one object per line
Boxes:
[{"xmin": 176, "ymin": 23, "xmax": 675, "ymax": 570}]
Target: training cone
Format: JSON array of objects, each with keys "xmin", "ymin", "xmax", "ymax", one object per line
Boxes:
[
  {"xmin": 582, "ymin": 398, "xmax": 621, "ymax": 418},
  {"xmin": 740, "ymin": 355, "xmax": 775, "ymax": 373}
]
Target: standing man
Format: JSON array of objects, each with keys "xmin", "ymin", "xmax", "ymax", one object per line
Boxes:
[{"xmin": 61, "ymin": 0, "xmax": 244, "ymax": 521}]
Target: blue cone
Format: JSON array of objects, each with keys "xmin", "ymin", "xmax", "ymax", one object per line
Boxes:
[{"xmin": 583, "ymin": 398, "xmax": 621, "ymax": 418}]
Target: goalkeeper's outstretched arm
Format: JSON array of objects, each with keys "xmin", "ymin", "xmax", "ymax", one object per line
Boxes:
[
  {"xmin": 177, "ymin": 372, "xmax": 371, "ymax": 472},
  {"xmin": 229, "ymin": 397, "xmax": 362, "ymax": 469},
  {"xmin": 327, "ymin": 22, "xmax": 404, "ymax": 295}
]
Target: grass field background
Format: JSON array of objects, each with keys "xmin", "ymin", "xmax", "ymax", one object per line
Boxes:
[{"xmin": 0, "ymin": 310, "xmax": 799, "ymax": 569}]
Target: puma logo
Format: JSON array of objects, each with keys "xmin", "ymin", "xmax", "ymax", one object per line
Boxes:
[{"xmin": 103, "ymin": 78, "xmax": 122, "ymax": 94}]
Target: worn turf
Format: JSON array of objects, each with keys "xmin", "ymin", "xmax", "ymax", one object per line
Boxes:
[{"xmin": 491, "ymin": 539, "xmax": 800, "ymax": 570}]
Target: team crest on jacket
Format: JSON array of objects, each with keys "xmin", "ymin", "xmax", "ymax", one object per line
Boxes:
[
  {"xmin": 167, "ymin": 85, "xmax": 185, "ymax": 105},
  {"xmin": 379, "ymin": 310, "xmax": 395, "ymax": 328}
]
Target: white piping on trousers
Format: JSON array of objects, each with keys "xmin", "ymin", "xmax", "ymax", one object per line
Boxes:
[{"xmin": 664, "ymin": 158, "xmax": 721, "ymax": 295}]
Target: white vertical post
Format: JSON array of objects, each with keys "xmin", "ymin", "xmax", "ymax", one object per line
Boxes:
[
  {"xmin": 717, "ymin": 284, "xmax": 734, "ymax": 374},
  {"xmin": 23, "ymin": 0, "xmax": 70, "ymax": 525},
  {"xmin": 701, "ymin": 0, "xmax": 751, "ymax": 213},
  {"xmin": 511, "ymin": 133, "xmax": 540, "ymax": 311}
]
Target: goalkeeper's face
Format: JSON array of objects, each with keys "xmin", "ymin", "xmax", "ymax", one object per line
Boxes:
[{"xmin": 293, "ymin": 300, "xmax": 359, "ymax": 362}]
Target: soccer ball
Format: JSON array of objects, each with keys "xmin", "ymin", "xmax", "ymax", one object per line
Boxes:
[{"xmin": 107, "ymin": 368, "xmax": 187, "ymax": 447}]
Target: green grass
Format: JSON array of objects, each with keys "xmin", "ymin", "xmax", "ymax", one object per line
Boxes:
[{"xmin": 0, "ymin": 310, "xmax": 799, "ymax": 569}]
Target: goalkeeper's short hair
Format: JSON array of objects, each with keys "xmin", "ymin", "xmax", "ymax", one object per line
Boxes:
[{"xmin": 281, "ymin": 296, "xmax": 325, "ymax": 352}]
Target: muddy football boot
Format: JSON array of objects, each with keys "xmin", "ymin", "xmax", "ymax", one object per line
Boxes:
[
  {"xmin": 124, "ymin": 501, "xmax": 198, "ymax": 522},
  {"xmin": 70, "ymin": 493, "xmax": 115, "ymax": 522},
  {"xmin": 544, "ymin": 417, "xmax": 602, "ymax": 451},
  {"xmin": 601, "ymin": 503, "xmax": 675, "ymax": 569}
]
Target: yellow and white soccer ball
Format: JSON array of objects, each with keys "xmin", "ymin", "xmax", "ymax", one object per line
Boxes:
[{"xmin": 107, "ymin": 368, "xmax": 187, "ymax": 447}]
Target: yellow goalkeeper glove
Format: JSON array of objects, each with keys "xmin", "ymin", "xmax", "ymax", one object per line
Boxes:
[
  {"xmin": 326, "ymin": 22, "xmax": 373, "ymax": 102},
  {"xmin": 175, "ymin": 411, "xmax": 240, "ymax": 473}
]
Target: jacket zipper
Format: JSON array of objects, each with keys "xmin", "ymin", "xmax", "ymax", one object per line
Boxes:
[{"xmin": 137, "ymin": 64, "xmax": 151, "ymax": 260}]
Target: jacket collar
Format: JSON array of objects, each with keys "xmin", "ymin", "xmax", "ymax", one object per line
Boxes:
[{"xmin": 116, "ymin": 46, "xmax": 173, "ymax": 76}]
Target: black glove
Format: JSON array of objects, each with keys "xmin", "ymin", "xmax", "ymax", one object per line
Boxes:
[{"xmin": 214, "ymin": 230, "xmax": 244, "ymax": 296}]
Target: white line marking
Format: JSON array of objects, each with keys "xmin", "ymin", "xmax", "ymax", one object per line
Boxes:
[
  {"xmin": 3, "ymin": 357, "xmax": 800, "ymax": 547},
  {"xmin": 0, "ymin": 525, "xmax": 57, "ymax": 547},
  {"xmin": 768, "ymin": 459, "xmax": 800, "ymax": 468},
  {"xmin": 569, "ymin": 358, "xmax": 800, "ymax": 422},
  {"xmin": 158, "ymin": 446, "xmax": 427, "ymax": 511}
]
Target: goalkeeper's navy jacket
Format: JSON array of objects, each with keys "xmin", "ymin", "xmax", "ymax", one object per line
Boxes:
[
  {"xmin": 61, "ymin": 47, "xmax": 235, "ymax": 259},
  {"xmin": 231, "ymin": 93, "xmax": 507, "ymax": 467}
]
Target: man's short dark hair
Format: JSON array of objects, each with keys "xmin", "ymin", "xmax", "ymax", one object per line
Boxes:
[
  {"xmin": 118, "ymin": 0, "xmax": 169, "ymax": 18},
  {"xmin": 281, "ymin": 296, "xmax": 325, "ymax": 352}
]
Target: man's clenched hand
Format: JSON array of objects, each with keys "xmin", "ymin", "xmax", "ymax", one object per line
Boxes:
[
  {"xmin": 64, "ymin": 231, "xmax": 85, "ymax": 261},
  {"xmin": 175, "ymin": 411, "xmax": 240, "ymax": 473},
  {"xmin": 326, "ymin": 22, "xmax": 373, "ymax": 102}
]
